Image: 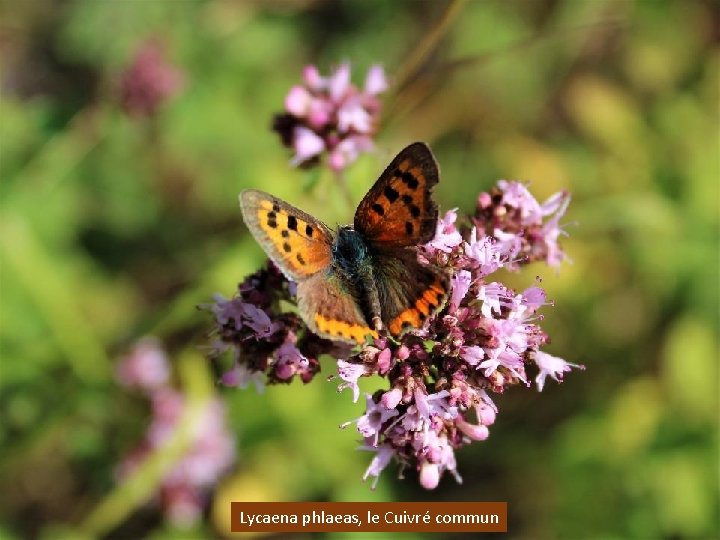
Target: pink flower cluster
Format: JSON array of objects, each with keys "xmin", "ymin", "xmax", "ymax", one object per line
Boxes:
[
  {"xmin": 336, "ymin": 181, "xmax": 582, "ymax": 489},
  {"xmin": 115, "ymin": 339, "xmax": 235, "ymax": 527},
  {"xmin": 119, "ymin": 40, "xmax": 184, "ymax": 118},
  {"xmin": 205, "ymin": 264, "xmax": 337, "ymax": 391},
  {"xmin": 272, "ymin": 63, "xmax": 387, "ymax": 172},
  {"xmin": 473, "ymin": 180, "xmax": 571, "ymax": 269},
  {"xmin": 206, "ymin": 180, "xmax": 582, "ymax": 490}
]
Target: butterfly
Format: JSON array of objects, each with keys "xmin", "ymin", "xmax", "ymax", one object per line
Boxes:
[{"xmin": 239, "ymin": 142, "xmax": 448, "ymax": 345}]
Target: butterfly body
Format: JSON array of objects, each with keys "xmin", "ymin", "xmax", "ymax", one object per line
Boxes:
[
  {"xmin": 240, "ymin": 142, "xmax": 449, "ymax": 345},
  {"xmin": 332, "ymin": 226, "xmax": 373, "ymax": 286}
]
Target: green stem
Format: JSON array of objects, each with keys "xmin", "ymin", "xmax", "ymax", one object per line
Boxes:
[{"xmin": 390, "ymin": 0, "xmax": 469, "ymax": 96}]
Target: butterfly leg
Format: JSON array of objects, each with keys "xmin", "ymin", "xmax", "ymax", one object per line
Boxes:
[{"xmin": 359, "ymin": 269, "xmax": 384, "ymax": 333}]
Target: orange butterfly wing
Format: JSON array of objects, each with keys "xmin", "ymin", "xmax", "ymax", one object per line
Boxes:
[
  {"xmin": 354, "ymin": 142, "xmax": 449, "ymax": 337},
  {"xmin": 297, "ymin": 272, "xmax": 378, "ymax": 344},
  {"xmin": 239, "ymin": 190, "xmax": 333, "ymax": 282},
  {"xmin": 354, "ymin": 142, "xmax": 440, "ymax": 247},
  {"xmin": 241, "ymin": 189, "xmax": 376, "ymax": 344},
  {"xmin": 373, "ymin": 248, "xmax": 449, "ymax": 336}
]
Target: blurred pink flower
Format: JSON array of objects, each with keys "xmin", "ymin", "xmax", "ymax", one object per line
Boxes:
[
  {"xmin": 116, "ymin": 339, "xmax": 235, "ymax": 527},
  {"xmin": 116, "ymin": 337, "xmax": 170, "ymax": 391},
  {"xmin": 119, "ymin": 40, "xmax": 184, "ymax": 118},
  {"xmin": 273, "ymin": 62, "xmax": 387, "ymax": 172}
]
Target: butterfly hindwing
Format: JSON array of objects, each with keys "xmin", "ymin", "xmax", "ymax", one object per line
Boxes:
[
  {"xmin": 297, "ymin": 271, "xmax": 378, "ymax": 344},
  {"xmin": 373, "ymin": 248, "xmax": 449, "ymax": 337},
  {"xmin": 239, "ymin": 189, "xmax": 333, "ymax": 282},
  {"xmin": 354, "ymin": 142, "xmax": 440, "ymax": 247}
]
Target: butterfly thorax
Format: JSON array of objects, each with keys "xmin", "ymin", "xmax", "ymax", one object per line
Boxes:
[
  {"xmin": 332, "ymin": 226, "xmax": 372, "ymax": 281},
  {"xmin": 332, "ymin": 226, "xmax": 383, "ymax": 330}
]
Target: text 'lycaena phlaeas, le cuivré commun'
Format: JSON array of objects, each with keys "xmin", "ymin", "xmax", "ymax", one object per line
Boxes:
[{"xmin": 239, "ymin": 142, "xmax": 449, "ymax": 345}]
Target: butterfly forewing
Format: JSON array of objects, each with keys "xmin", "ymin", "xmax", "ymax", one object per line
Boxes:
[
  {"xmin": 354, "ymin": 142, "xmax": 440, "ymax": 247},
  {"xmin": 239, "ymin": 190, "xmax": 333, "ymax": 282}
]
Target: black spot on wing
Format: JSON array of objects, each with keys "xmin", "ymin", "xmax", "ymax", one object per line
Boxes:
[
  {"xmin": 405, "ymin": 221, "xmax": 414, "ymax": 235},
  {"xmin": 371, "ymin": 203, "xmax": 385, "ymax": 216},
  {"xmin": 401, "ymin": 171, "xmax": 419, "ymax": 190},
  {"xmin": 305, "ymin": 225, "xmax": 314, "ymax": 237},
  {"xmin": 282, "ymin": 242, "xmax": 291, "ymax": 253},
  {"xmin": 384, "ymin": 186, "xmax": 399, "ymax": 203},
  {"xmin": 287, "ymin": 215, "xmax": 298, "ymax": 231},
  {"xmin": 267, "ymin": 210, "xmax": 278, "ymax": 228}
]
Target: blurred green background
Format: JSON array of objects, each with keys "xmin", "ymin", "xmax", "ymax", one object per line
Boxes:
[{"xmin": 1, "ymin": 1, "xmax": 717, "ymax": 538}]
